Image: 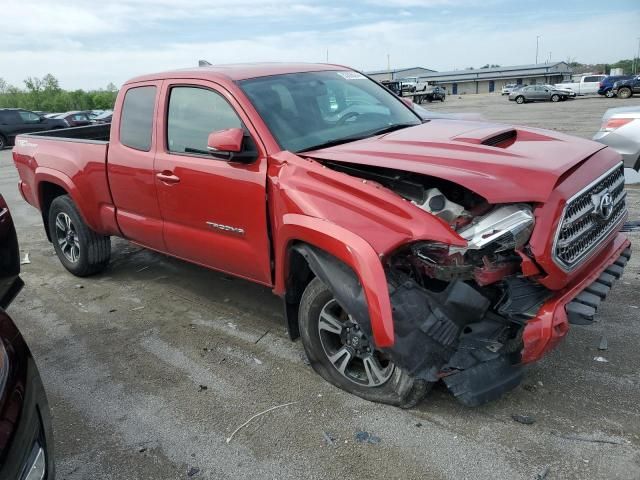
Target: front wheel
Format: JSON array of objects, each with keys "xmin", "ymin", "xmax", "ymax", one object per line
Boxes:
[
  {"xmin": 550, "ymin": 94, "xmax": 560, "ymax": 102},
  {"xmin": 618, "ymin": 87, "xmax": 633, "ymax": 99},
  {"xmin": 605, "ymin": 90, "xmax": 615, "ymax": 98},
  {"xmin": 298, "ymin": 277, "xmax": 430, "ymax": 408},
  {"xmin": 48, "ymin": 195, "xmax": 111, "ymax": 276},
  {"xmin": 0, "ymin": 135, "xmax": 6, "ymax": 150},
  {"xmin": 515, "ymin": 96, "xmax": 525, "ymax": 104}
]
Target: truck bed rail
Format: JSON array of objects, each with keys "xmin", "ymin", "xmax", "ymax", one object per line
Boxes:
[{"xmin": 24, "ymin": 124, "xmax": 110, "ymax": 143}]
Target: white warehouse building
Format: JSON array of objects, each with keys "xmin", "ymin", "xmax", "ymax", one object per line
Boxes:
[{"xmin": 367, "ymin": 62, "xmax": 573, "ymax": 95}]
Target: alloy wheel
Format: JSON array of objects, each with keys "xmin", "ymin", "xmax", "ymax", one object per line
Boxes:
[
  {"xmin": 317, "ymin": 299, "xmax": 394, "ymax": 387},
  {"xmin": 55, "ymin": 212, "xmax": 80, "ymax": 263}
]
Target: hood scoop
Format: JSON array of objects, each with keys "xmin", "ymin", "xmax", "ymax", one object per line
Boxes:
[{"xmin": 454, "ymin": 126, "xmax": 517, "ymax": 148}]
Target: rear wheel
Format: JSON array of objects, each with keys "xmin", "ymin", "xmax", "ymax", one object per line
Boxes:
[
  {"xmin": 618, "ymin": 87, "xmax": 633, "ymax": 99},
  {"xmin": 515, "ymin": 96, "xmax": 525, "ymax": 104},
  {"xmin": 298, "ymin": 277, "xmax": 430, "ymax": 408},
  {"xmin": 551, "ymin": 94, "xmax": 560, "ymax": 102},
  {"xmin": 0, "ymin": 135, "xmax": 6, "ymax": 150},
  {"xmin": 48, "ymin": 195, "xmax": 111, "ymax": 276}
]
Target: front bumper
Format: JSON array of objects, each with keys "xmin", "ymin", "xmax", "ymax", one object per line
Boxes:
[{"xmin": 521, "ymin": 233, "xmax": 631, "ymax": 364}]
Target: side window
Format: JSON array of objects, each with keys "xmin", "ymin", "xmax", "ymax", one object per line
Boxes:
[
  {"xmin": 120, "ymin": 86, "xmax": 156, "ymax": 151},
  {"xmin": 18, "ymin": 111, "xmax": 40, "ymax": 123},
  {"xmin": 167, "ymin": 87, "xmax": 242, "ymax": 155},
  {"xmin": 584, "ymin": 76, "xmax": 598, "ymax": 83}
]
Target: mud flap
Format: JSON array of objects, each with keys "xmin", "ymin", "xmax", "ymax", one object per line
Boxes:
[{"xmin": 442, "ymin": 356, "xmax": 524, "ymax": 407}]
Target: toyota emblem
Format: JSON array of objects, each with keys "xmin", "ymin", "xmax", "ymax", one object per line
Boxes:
[{"xmin": 592, "ymin": 190, "xmax": 614, "ymax": 220}]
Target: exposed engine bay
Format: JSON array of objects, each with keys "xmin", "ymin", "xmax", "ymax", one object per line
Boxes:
[{"xmin": 312, "ymin": 162, "xmax": 554, "ymax": 405}]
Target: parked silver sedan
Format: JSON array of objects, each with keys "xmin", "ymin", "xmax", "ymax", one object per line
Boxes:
[
  {"xmin": 508, "ymin": 85, "xmax": 573, "ymax": 104},
  {"xmin": 593, "ymin": 106, "xmax": 640, "ymax": 170}
]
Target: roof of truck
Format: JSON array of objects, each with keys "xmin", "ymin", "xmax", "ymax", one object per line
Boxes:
[{"xmin": 126, "ymin": 62, "xmax": 351, "ymax": 85}]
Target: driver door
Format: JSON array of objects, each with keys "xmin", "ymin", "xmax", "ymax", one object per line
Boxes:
[{"xmin": 153, "ymin": 80, "xmax": 272, "ymax": 285}]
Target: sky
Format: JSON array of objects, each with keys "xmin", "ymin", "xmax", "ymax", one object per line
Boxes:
[{"xmin": 1, "ymin": 0, "xmax": 639, "ymax": 90}]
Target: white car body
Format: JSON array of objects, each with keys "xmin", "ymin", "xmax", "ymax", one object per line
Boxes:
[
  {"xmin": 501, "ymin": 84, "xmax": 518, "ymax": 95},
  {"xmin": 593, "ymin": 106, "xmax": 640, "ymax": 171},
  {"xmin": 399, "ymin": 76, "xmax": 430, "ymax": 93},
  {"xmin": 555, "ymin": 75, "xmax": 606, "ymax": 95}
]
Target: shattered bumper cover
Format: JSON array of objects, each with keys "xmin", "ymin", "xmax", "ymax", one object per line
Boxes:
[{"xmin": 522, "ymin": 233, "xmax": 631, "ymax": 364}]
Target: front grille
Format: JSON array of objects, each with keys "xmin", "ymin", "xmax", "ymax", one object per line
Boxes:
[{"xmin": 554, "ymin": 164, "xmax": 627, "ymax": 270}]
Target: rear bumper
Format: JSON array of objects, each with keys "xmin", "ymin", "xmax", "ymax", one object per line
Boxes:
[{"xmin": 521, "ymin": 233, "xmax": 631, "ymax": 364}]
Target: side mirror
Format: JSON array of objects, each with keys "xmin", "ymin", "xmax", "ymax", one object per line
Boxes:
[
  {"xmin": 400, "ymin": 97, "xmax": 414, "ymax": 109},
  {"xmin": 207, "ymin": 127, "xmax": 257, "ymax": 163}
]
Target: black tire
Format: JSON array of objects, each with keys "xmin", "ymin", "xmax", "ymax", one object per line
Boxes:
[
  {"xmin": 440, "ymin": 96, "xmax": 445, "ymax": 102},
  {"xmin": 0, "ymin": 135, "xmax": 6, "ymax": 150},
  {"xmin": 515, "ymin": 96, "xmax": 525, "ymax": 104},
  {"xmin": 618, "ymin": 87, "xmax": 633, "ymax": 99},
  {"xmin": 605, "ymin": 90, "xmax": 615, "ymax": 98},
  {"xmin": 48, "ymin": 195, "xmax": 111, "ymax": 276},
  {"xmin": 550, "ymin": 94, "xmax": 560, "ymax": 102},
  {"xmin": 298, "ymin": 277, "xmax": 430, "ymax": 408}
]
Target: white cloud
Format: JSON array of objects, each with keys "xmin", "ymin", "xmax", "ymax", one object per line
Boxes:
[{"xmin": 0, "ymin": 4, "xmax": 637, "ymax": 90}]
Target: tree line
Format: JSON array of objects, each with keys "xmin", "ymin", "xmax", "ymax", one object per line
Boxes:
[{"xmin": 0, "ymin": 74, "xmax": 118, "ymax": 113}]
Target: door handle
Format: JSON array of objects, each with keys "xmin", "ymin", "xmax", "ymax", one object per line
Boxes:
[{"xmin": 156, "ymin": 171, "xmax": 180, "ymax": 184}]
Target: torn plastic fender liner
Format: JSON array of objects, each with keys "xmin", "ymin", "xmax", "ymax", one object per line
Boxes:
[
  {"xmin": 387, "ymin": 274, "xmax": 491, "ymax": 381},
  {"xmin": 294, "ymin": 244, "xmax": 492, "ymax": 382}
]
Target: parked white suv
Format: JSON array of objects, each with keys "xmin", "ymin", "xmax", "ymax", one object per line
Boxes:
[{"xmin": 501, "ymin": 84, "xmax": 518, "ymax": 95}]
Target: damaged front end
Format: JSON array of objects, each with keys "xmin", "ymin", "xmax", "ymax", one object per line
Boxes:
[
  {"xmin": 384, "ymin": 200, "xmax": 552, "ymax": 406},
  {"xmin": 298, "ymin": 163, "xmax": 558, "ymax": 406}
]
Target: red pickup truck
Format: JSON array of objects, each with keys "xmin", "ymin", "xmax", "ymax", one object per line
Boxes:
[{"xmin": 12, "ymin": 63, "xmax": 631, "ymax": 407}]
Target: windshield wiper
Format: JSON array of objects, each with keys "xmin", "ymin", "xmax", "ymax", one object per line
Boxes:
[
  {"xmin": 298, "ymin": 135, "xmax": 370, "ymax": 153},
  {"xmin": 366, "ymin": 122, "xmax": 418, "ymax": 137},
  {"xmin": 298, "ymin": 123, "xmax": 418, "ymax": 153}
]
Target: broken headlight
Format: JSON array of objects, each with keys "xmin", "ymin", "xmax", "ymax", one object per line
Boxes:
[{"xmin": 456, "ymin": 204, "xmax": 535, "ymax": 252}]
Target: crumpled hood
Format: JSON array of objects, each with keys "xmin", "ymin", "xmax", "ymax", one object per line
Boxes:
[{"xmin": 303, "ymin": 120, "xmax": 607, "ymax": 203}]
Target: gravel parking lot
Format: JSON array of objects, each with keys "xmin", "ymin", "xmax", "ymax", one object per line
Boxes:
[{"xmin": 2, "ymin": 94, "xmax": 640, "ymax": 480}]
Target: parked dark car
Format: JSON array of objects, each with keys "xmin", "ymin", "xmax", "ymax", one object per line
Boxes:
[
  {"xmin": 55, "ymin": 111, "xmax": 92, "ymax": 127},
  {"xmin": 0, "ymin": 194, "xmax": 55, "ymax": 479},
  {"xmin": 598, "ymin": 75, "xmax": 633, "ymax": 97},
  {"xmin": 424, "ymin": 86, "xmax": 446, "ymax": 102},
  {"xmin": 613, "ymin": 76, "xmax": 640, "ymax": 99},
  {"xmin": 90, "ymin": 111, "xmax": 113, "ymax": 124},
  {"xmin": 0, "ymin": 109, "xmax": 68, "ymax": 149}
]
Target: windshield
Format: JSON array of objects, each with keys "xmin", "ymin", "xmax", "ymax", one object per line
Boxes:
[{"xmin": 239, "ymin": 70, "xmax": 421, "ymax": 152}]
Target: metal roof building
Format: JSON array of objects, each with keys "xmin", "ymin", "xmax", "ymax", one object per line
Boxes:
[
  {"xmin": 366, "ymin": 66, "xmax": 437, "ymax": 82},
  {"xmin": 367, "ymin": 62, "xmax": 573, "ymax": 95}
]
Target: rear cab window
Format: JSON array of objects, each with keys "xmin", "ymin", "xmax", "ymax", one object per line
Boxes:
[{"xmin": 120, "ymin": 86, "xmax": 157, "ymax": 151}]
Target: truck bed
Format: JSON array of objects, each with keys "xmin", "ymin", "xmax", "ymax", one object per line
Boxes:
[
  {"xmin": 13, "ymin": 123, "xmax": 116, "ymax": 236},
  {"xmin": 25, "ymin": 123, "xmax": 111, "ymax": 143}
]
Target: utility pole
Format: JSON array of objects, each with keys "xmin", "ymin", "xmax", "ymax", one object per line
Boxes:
[
  {"xmin": 387, "ymin": 54, "xmax": 390, "ymax": 74},
  {"xmin": 536, "ymin": 35, "xmax": 541, "ymax": 64},
  {"xmin": 635, "ymin": 37, "xmax": 640, "ymax": 74},
  {"xmin": 548, "ymin": 51, "xmax": 552, "ymax": 63},
  {"xmin": 326, "ymin": 48, "xmax": 329, "ymax": 63}
]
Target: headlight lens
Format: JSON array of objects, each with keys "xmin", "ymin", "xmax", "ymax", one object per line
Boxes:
[{"xmin": 457, "ymin": 204, "xmax": 535, "ymax": 252}]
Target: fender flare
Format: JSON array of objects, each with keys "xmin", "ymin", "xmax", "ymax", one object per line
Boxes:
[
  {"xmin": 274, "ymin": 213, "xmax": 395, "ymax": 348},
  {"xmin": 34, "ymin": 167, "xmax": 99, "ymax": 232}
]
